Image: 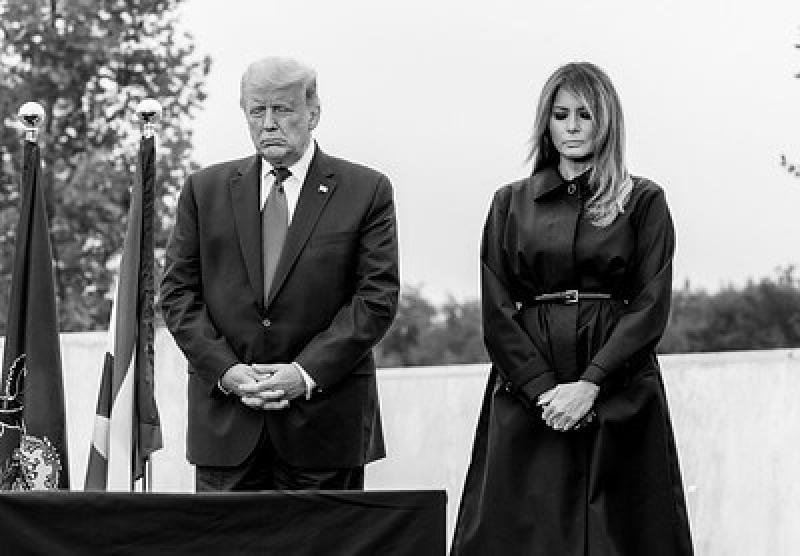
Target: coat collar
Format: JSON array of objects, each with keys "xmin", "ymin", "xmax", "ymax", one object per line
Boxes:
[
  {"xmin": 531, "ymin": 165, "xmax": 591, "ymax": 200},
  {"xmin": 230, "ymin": 155, "xmax": 262, "ymax": 303},
  {"xmin": 228, "ymin": 144, "xmax": 338, "ymax": 309},
  {"xmin": 531, "ymin": 166, "xmax": 564, "ymax": 200},
  {"xmin": 265, "ymin": 145, "xmax": 337, "ymax": 307}
]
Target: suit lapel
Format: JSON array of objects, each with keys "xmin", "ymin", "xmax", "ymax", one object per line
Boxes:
[
  {"xmin": 229, "ymin": 155, "xmax": 264, "ymax": 304},
  {"xmin": 266, "ymin": 147, "xmax": 337, "ymax": 307}
]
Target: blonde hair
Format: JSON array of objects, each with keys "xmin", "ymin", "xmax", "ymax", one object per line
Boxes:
[
  {"xmin": 528, "ymin": 62, "xmax": 632, "ymax": 227},
  {"xmin": 239, "ymin": 56, "xmax": 319, "ymax": 111}
]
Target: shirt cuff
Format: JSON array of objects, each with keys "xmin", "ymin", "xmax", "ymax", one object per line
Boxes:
[
  {"xmin": 214, "ymin": 363, "xmax": 241, "ymax": 397},
  {"xmin": 293, "ymin": 362, "xmax": 316, "ymax": 400},
  {"xmin": 216, "ymin": 379, "xmax": 231, "ymax": 395}
]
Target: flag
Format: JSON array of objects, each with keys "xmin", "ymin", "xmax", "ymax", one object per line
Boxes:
[
  {"xmin": 85, "ymin": 137, "xmax": 162, "ymax": 490},
  {"xmin": 0, "ymin": 140, "xmax": 69, "ymax": 490}
]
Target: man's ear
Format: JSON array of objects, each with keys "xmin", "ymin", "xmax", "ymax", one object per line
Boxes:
[{"xmin": 308, "ymin": 105, "xmax": 321, "ymax": 131}]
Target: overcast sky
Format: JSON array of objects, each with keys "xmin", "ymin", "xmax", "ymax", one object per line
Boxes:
[{"xmin": 178, "ymin": 0, "xmax": 800, "ymax": 300}]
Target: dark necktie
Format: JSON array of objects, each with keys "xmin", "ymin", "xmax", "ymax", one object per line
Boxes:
[{"xmin": 262, "ymin": 167, "xmax": 291, "ymax": 302}]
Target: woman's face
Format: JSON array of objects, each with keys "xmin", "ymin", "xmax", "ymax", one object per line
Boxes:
[{"xmin": 549, "ymin": 88, "xmax": 595, "ymax": 161}]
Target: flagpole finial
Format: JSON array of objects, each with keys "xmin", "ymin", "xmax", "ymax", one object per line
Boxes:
[
  {"xmin": 17, "ymin": 102, "xmax": 46, "ymax": 143},
  {"xmin": 136, "ymin": 99, "xmax": 162, "ymax": 139}
]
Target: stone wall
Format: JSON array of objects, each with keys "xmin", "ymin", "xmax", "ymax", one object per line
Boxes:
[{"xmin": 3, "ymin": 331, "xmax": 798, "ymax": 554}]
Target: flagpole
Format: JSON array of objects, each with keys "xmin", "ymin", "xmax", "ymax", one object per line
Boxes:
[
  {"xmin": 135, "ymin": 99, "xmax": 161, "ymax": 494},
  {"xmin": 137, "ymin": 99, "xmax": 161, "ymax": 141},
  {"xmin": 18, "ymin": 102, "xmax": 46, "ymax": 143},
  {"xmin": 85, "ymin": 100, "xmax": 163, "ymax": 493}
]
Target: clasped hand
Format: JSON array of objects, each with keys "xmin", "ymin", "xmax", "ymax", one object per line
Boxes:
[
  {"xmin": 220, "ymin": 363, "xmax": 306, "ymax": 410},
  {"xmin": 537, "ymin": 380, "xmax": 599, "ymax": 432}
]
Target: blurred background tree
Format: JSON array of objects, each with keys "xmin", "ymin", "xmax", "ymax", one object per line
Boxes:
[
  {"xmin": 779, "ymin": 30, "xmax": 800, "ymax": 177},
  {"xmin": 661, "ymin": 266, "xmax": 800, "ymax": 353},
  {"xmin": 0, "ymin": 0, "xmax": 210, "ymax": 332},
  {"xmin": 1, "ymin": 2, "xmax": 797, "ymax": 363},
  {"xmin": 376, "ymin": 268, "xmax": 800, "ymax": 367},
  {"xmin": 375, "ymin": 287, "xmax": 488, "ymax": 367}
]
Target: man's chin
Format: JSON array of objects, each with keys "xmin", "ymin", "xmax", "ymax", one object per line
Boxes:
[{"xmin": 259, "ymin": 146, "xmax": 290, "ymax": 164}]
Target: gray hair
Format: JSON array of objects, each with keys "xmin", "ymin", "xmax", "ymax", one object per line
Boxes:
[{"xmin": 239, "ymin": 57, "xmax": 319, "ymax": 110}]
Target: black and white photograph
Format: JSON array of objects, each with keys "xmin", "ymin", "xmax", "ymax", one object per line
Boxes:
[{"xmin": 1, "ymin": 1, "xmax": 799, "ymax": 554}]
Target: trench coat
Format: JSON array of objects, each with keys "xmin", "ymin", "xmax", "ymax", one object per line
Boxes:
[{"xmin": 451, "ymin": 167, "xmax": 694, "ymax": 555}]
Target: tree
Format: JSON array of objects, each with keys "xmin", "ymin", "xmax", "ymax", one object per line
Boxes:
[
  {"xmin": 424, "ymin": 297, "xmax": 488, "ymax": 364},
  {"xmin": 779, "ymin": 31, "xmax": 800, "ymax": 178},
  {"xmin": 375, "ymin": 287, "xmax": 489, "ymax": 367},
  {"xmin": 0, "ymin": 0, "xmax": 210, "ymax": 332},
  {"xmin": 375, "ymin": 286, "xmax": 438, "ymax": 367},
  {"xmin": 660, "ymin": 266, "xmax": 800, "ymax": 353},
  {"xmin": 378, "ymin": 267, "xmax": 800, "ymax": 368}
]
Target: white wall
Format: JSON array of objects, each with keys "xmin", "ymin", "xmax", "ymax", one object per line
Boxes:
[
  {"xmin": 3, "ymin": 332, "xmax": 799, "ymax": 554},
  {"xmin": 370, "ymin": 350, "xmax": 800, "ymax": 555}
]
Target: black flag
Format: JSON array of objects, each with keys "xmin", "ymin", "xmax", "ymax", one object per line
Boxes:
[{"xmin": 0, "ymin": 141, "xmax": 69, "ymax": 490}]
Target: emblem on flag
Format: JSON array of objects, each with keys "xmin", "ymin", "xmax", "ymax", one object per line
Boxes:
[{"xmin": 0, "ymin": 355, "xmax": 63, "ymax": 491}]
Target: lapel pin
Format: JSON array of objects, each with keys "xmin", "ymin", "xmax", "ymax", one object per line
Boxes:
[{"xmin": 318, "ymin": 184, "xmax": 329, "ymax": 194}]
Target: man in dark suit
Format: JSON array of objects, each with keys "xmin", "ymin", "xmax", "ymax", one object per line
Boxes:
[{"xmin": 160, "ymin": 57, "xmax": 399, "ymax": 491}]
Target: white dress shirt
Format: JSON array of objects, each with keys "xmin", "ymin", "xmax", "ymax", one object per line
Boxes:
[
  {"xmin": 219, "ymin": 141, "xmax": 319, "ymax": 399},
  {"xmin": 260, "ymin": 138, "xmax": 315, "ymax": 220},
  {"xmin": 260, "ymin": 140, "xmax": 317, "ymax": 399}
]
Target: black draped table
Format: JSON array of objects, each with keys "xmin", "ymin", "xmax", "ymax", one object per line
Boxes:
[{"xmin": 0, "ymin": 489, "xmax": 446, "ymax": 555}]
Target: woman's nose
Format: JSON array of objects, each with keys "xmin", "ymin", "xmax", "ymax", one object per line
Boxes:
[{"xmin": 566, "ymin": 113, "xmax": 580, "ymax": 132}]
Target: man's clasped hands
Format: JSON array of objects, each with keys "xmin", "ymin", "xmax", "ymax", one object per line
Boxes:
[{"xmin": 219, "ymin": 362, "xmax": 308, "ymax": 410}]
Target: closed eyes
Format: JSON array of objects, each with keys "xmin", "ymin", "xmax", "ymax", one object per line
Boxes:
[{"xmin": 552, "ymin": 109, "xmax": 592, "ymax": 121}]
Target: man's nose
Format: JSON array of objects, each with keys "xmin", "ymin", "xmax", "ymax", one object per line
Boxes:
[{"xmin": 261, "ymin": 110, "xmax": 278, "ymax": 130}]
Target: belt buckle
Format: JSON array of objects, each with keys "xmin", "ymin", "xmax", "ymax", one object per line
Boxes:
[{"xmin": 564, "ymin": 289, "xmax": 579, "ymax": 304}]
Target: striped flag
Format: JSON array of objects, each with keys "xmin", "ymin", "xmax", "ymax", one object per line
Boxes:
[
  {"xmin": 85, "ymin": 137, "xmax": 162, "ymax": 490},
  {"xmin": 1, "ymin": 140, "xmax": 69, "ymax": 490}
]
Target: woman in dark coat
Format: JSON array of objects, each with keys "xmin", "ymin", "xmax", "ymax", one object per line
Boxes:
[{"xmin": 450, "ymin": 62, "xmax": 694, "ymax": 555}]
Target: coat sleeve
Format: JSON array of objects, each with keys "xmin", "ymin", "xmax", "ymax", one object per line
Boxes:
[
  {"xmin": 482, "ymin": 188, "xmax": 557, "ymax": 402},
  {"xmin": 294, "ymin": 175, "xmax": 400, "ymax": 389},
  {"xmin": 159, "ymin": 176, "xmax": 240, "ymax": 389},
  {"xmin": 581, "ymin": 185, "xmax": 675, "ymax": 383}
]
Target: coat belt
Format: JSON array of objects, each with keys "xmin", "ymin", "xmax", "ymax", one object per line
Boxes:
[{"xmin": 531, "ymin": 289, "xmax": 613, "ymax": 305}]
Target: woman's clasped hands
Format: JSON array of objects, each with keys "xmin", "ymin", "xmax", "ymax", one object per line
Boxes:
[{"xmin": 537, "ymin": 380, "xmax": 599, "ymax": 431}]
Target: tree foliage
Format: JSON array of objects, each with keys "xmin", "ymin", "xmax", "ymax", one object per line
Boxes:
[
  {"xmin": 660, "ymin": 266, "xmax": 800, "ymax": 353},
  {"xmin": 0, "ymin": 0, "xmax": 210, "ymax": 332},
  {"xmin": 378, "ymin": 268, "xmax": 800, "ymax": 367},
  {"xmin": 779, "ymin": 32, "xmax": 800, "ymax": 177},
  {"xmin": 375, "ymin": 286, "xmax": 489, "ymax": 367}
]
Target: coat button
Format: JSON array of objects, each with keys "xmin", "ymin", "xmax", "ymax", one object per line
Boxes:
[
  {"xmin": 261, "ymin": 317, "xmax": 272, "ymax": 328},
  {"xmin": 567, "ymin": 183, "xmax": 577, "ymax": 195}
]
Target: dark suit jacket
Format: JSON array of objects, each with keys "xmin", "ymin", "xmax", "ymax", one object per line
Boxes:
[{"xmin": 160, "ymin": 145, "xmax": 399, "ymax": 468}]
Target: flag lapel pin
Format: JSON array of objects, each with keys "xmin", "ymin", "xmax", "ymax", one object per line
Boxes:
[{"xmin": 318, "ymin": 184, "xmax": 328, "ymax": 194}]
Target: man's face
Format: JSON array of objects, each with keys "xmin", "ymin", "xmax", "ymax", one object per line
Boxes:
[{"xmin": 243, "ymin": 82, "xmax": 319, "ymax": 167}]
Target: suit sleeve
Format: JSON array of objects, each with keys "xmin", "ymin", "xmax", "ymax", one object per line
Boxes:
[
  {"xmin": 581, "ymin": 186, "xmax": 674, "ymax": 384},
  {"xmin": 482, "ymin": 189, "xmax": 557, "ymax": 402},
  {"xmin": 159, "ymin": 176, "xmax": 239, "ymax": 388},
  {"xmin": 294, "ymin": 175, "xmax": 400, "ymax": 388}
]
